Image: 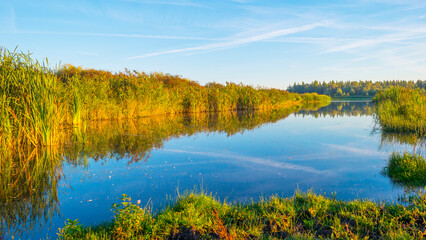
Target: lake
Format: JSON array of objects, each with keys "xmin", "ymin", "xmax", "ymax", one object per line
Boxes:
[{"xmin": 2, "ymin": 101, "xmax": 422, "ymax": 239}]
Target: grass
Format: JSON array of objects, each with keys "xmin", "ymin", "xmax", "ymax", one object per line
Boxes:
[
  {"xmin": 383, "ymin": 152, "xmax": 426, "ymax": 188},
  {"xmin": 58, "ymin": 191, "xmax": 426, "ymax": 239},
  {"xmin": 374, "ymin": 86, "xmax": 426, "ymax": 136}
]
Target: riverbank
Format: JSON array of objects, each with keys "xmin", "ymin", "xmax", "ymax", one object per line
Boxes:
[
  {"xmin": 58, "ymin": 191, "xmax": 426, "ymax": 239},
  {"xmin": 0, "ymin": 48, "xmax": 330, "ymax": 149}
]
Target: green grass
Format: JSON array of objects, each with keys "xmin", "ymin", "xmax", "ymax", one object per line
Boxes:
[
  {"xmin": 58, "ymin": 191, "xmax": 426, "ymax": 239},
  {"xmin": 383, "ymin": 152, "xmax": 426, "ymax": 188},
  {"xmin": 374, "ymin": 87, "xmax": 426, "ymax": 136}
]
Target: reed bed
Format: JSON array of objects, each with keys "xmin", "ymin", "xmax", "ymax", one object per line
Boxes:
[
  {"xmin": 0, "ymin": 48, "xmax": 329, "ymax": 149},
  {"xmin": 58, "ymin": 190, "xmax": 426, "ymax": 239},
  {"xmin": 374, "ymin": 87, "xmax": 426, "ymax": 136},
  {"xmin": 0, "ymin": 48, "xmax": 66, "ymax": 148}
]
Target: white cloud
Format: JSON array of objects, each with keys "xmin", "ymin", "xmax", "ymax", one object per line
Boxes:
[
  {"xmin": 127, "ymin": 21, "xmax": 330, "ymax": 59},
  {"xmin": 323, "ymin": 29, "xmax": 426, "ymax": 53},
  {"xmin": 4, "ymin": 31, "xmax": 215, "ymax": 41}
]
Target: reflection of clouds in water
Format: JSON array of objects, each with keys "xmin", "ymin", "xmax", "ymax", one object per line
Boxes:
[
  {"xmin": 323, "ymin": 143, "xmax": 387, "ymax": 157},
  {"xmin": 274, "ymin": 152, "xmax": 338, "ymax": 162},
  {"xmin": 165, "ymin": 149, "xmax": 333, "ymax": 176},
  {"xmin": 319, "ymin": 119, "xmax": 373, "ymax": 131}
]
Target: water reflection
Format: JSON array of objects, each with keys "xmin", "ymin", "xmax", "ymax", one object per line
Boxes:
[
  {"xmin": 379, "ymin": 132, "xmax": 426, "ymax": 191},
  {"xmin": 297, "ymin": 101, "xmax": 425, "ymax": 192},
  {"xmin": 0, "ymin": 105, "xmax": 307, "ymax": 237},
  {"xmin": 3, "ymin": 100, "xmax": 424, "ymax": 238},
  {"xmin": 296, "ymin": 101, "xmax": 374, "ymax": 117},
  {"xmin": 0, "ymin": 146, "xmax": 86, "ymax": 237},
  {"xmin": 379, "ymin": 132, "xmax": 425, "ymax": 154}
]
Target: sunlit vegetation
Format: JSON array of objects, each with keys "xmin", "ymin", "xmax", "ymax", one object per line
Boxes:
[
  {"xmin": 374, "ymin": 87, "xmax": 426, "ymax": 135},
  {"xmin": 383, "ymin": 152, "xmax": 426, "ymax": 188},
  {"xmin": 300, "ymin": 92, "xmax": 331, "ymax": 103},
  {"xmin": 58, "ymin": 190, "xmax": 426, "ymax": 239},
  {"xmin": 0, "ymin": 48, "xmax": 329, "ymax": 149},
  {"xmin": 0, "ymin": 48, "xmax": 66, "ymax": 148},
  {"xmin": 288, "ymin": 80, "xmax": 426, "ymax": 97}
]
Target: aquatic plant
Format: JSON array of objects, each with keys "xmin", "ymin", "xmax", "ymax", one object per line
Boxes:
[
  {"xmin": 383, "ymin": 152, "xmax": 426, "ymax": 188},
  {"xmin": 58, "ymin": 190, "xmax": 426, "ymax": 239},
  {"xmin": 0, "ymin": 48, "xmax": 66, "ymax": 147},
  {"xmin": 374, "ymin": 87, "xmax": 426, "ymax": 136}
]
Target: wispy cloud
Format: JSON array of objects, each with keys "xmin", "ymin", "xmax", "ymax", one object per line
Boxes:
[
  {"xmin": 5, "ymin": 30, "xmax": 215, "ymax": 41},
  {"xmin": 323, "ymin": 28, "xmax": 426, "ymax": 53},
  {"xmin": 127, "ymin": 22, "xmax": 330, "ymax": 59},
  {"xmin": 120, "ymin": 0, "xmax": 205, "ymax": 8},
  {"xmin": 322, "ymin": 143, "xmax": 386, "ymax": 157}
]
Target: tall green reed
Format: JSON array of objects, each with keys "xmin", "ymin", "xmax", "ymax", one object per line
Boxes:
[{"xmin": 0, "ymin": 48, "xmax": 65, "ymax": 147}]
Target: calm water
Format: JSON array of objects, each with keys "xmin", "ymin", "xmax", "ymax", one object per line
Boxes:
[{"xmin": 3, "ymin": 101, "xmax": 423, "ymax": 239}]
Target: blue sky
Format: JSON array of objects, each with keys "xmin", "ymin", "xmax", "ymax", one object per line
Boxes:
[{"xmin": 1, "ymin": 0, "xmax": 426, "ymax": 88}]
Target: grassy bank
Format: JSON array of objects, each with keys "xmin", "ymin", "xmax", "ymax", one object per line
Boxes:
[
  {"xmin": 58, "ymin": 191, "xmax": 426, "ymax": 239},
  {"xmin": 374, "ymin": 87, "xmax": 426, "ymax": 135},
  {"xmin": 383, "ymin": 152, "xmax": 426, "ymax": 188},
  {"xmin": 0, "ymin": 48, "xmax": 330, "ymax": 148}
]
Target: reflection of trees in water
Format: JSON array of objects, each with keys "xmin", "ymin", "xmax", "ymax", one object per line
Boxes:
[
  {"xmin": 0, "ymin": 147, "xmax": 85, "ymax": 238},
  {"xmin": 294, "ymin": 101, "xmax": 374, "ymax": 117},
  {"xmin": 1, "ymin": 104, "xmax": 318, "ymax": 237},
  {"xmin": 379, "ymin": 132, "xmax": 425, "ymax": 155},
  {"xmin": 63, "ymin": 106, "xmax": 312, "ymax": 165}
]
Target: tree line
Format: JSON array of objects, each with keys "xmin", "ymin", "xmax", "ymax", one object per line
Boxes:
[{"xmin": 287, "ymin": 80, "xmax": 426, "ymax": 97}]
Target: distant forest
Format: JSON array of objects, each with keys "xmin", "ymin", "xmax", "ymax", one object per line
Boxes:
[{"xmin": 287, "ymin": 80, "xmax": 426, "ymax": 97}]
